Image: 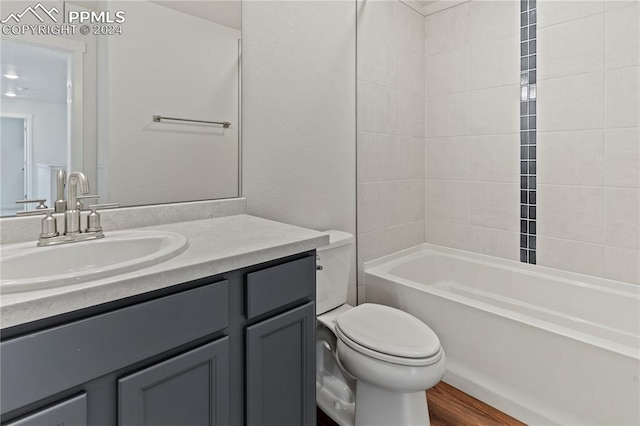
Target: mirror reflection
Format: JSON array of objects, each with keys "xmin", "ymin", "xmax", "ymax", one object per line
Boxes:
[{"xmin": 0, "ymin": 0, "xmax": 241, "ymax": 217}]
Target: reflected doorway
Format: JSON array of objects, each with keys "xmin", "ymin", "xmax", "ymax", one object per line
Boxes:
[
  {"xmin": 1, "ymin": 39, "xmax": 70, "ymax": 213},
  {"xmin": 0, "ymin": 116, "xmax": 28, "ymax": 215}
]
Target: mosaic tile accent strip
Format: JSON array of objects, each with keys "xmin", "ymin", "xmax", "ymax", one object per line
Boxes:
[{"xmin": 520, "ymin": 0, "xmax": 536, "ymax": 264}]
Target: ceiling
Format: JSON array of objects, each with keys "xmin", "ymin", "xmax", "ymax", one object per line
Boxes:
[{"xmin": 0, "ymin": 40, "xmax": 68, "ymax": 104}]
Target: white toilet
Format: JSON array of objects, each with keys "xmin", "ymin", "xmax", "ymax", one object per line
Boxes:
[{"xmin": 316, "ymin": 230, "xmax": 446, "ymax": 426}]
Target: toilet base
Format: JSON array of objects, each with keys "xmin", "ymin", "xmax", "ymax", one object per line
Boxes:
[{"xmin": 354, "ymin": 381, "xmax": 430, "ymax": 426}]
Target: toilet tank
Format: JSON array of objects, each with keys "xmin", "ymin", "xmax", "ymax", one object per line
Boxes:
[{"xmin": 316, "ymin": 230, "xmax": 354, "ymax": 315}]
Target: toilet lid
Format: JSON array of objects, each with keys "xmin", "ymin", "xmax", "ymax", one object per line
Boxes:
[{"xmin": 335, "ymin": 304, "xmax": 441, "ymax": 359}]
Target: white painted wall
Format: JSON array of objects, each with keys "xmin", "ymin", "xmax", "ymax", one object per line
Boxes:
[
  {"xmin": 242, "ymin": 1, "xmax": 357, "ymax": 303},
  {"xmin": 102, "ymin": 1, "xmax": 240, "ymax": 206},
  {"xmin": 357, "ymin": 0, "xmax": 426, "ymax": 297}
]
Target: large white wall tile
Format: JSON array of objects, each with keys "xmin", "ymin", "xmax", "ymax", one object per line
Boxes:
[
  {"xmin": 357, "ymin": 182, "xmax": 386, "ymax": 234},
  {"xmin": 427, "ymin": 47, "xmax": 469, "ymax": 96},
  {"xmin": 384, "ymin": 180, "xmax": 414, "ymax": 227},
  {"xmin": 426, "ymin": 2, "xmax": 469, "ymax": 55},
  {"xmin": 357, "ymin": 0, "xmax": 395, "ymax": 41},
  {"xmin": 395, "ymin": 91, "xmax": 415, "ymax": 137},
  {"xmin": 469, "ymin": 134, "xmax": 520, "ymax": 183},
  {"xmin": 604, "ymin": 246, "xmax": 640, "ymax": 284},
  {"xmin": 470, "ymin": 35, "xmax": 520, "ymax": 89},
  {"xmin": 469, "ymin": 0, "xmax": 519, "ymax": 44},
  {"xmin": 394, "ymin": 136, "xmax": 414, "ymax": 180},
  {"xmin": 537, "ymin": 130, "xmax": 604, "ymax": 186},
  {"xmin": 357, "ymin": 34, "xmax": 393, "ymax": 87},
  {"xmin": 605, "ymin": 1, "xmax": 638, "ymax": 11},
  {"xmin": 358, "ymin": 228, "xmax": 390, "ymax": 264},
  {"xmin": 357, "ymin": 132, "xmax": 397, "ymax": 183},
  {"xmin": 605, "ymin": 127, "xmax": 640, "ymax": 188},
  {"xmin": 538, "ymin": 14, "xmax": 604, "ymax": 80},
  {"xmin": 469, "ymin": 85, "xmax": 519, "ymax": 135},
  {"xmin": 470, "ymin": 182, "xmax": 520, "ymax": 231},
  {"xmin": 605, "ymin": 188, "xmax": 640, "ymax": 249},
  {"xmin": 537, "ymin": 237, "xmax": 605, "ymax": 277},
  {"xmin": 427, "ymin": 179, "xmax": 470, "ymax": 224},
  {"xmin": 538, "ymin": 185, "xmax": 605, "ymax": 244},
  {"xmin": 411, "ymin": 137, "xmax": 426, "ymax": 179},
  {"xmin": 605, "ymin": 66, "xmax": 640, "ymax": 128},
  {"xmin": 357, "ymin": 0, "xmax": 425, "ymax": 281},
  {"xmin": 426, "ymin": 136, "xmax": 469, "ymax": 180},
  {"xmin": 413, "ymin": 179, "xmax": 425, "ymax": 221},
  {"xmin": 538, "ymin": 72, "xmax": 604, "ymax": 131},
  {"xmin": 426, "ymin": 219, "xmax": 473, "ymax": 251},
  {"xmin": 357, "ymin": 80, "xmax": 396, "ymax": 134},
  {"xmin": 537, "ymin": 0, "xmax": 604, "ymax": 28},
  {"xmin": 427, "ymin": 92, "xmax": 469, "ymax": 137},
  {"xmin": 412, "ymin": 95, "xmax": 426, "ymax": 137},
  {"xmin": 605, "ymin": 4, "xmax": 640, "ymax": 69},
  {"xmin": 469, "ymin": 227, "xmax": 520, "ymax": 261}
]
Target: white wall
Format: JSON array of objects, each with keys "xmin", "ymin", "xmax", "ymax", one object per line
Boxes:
[
  {"xmin": 536, "ymin": 0, "xmax": 639, "ymax": 283},
  {"xmin": 103, "ymin": 1, "xmax": 240, "ymax": 206},
  {"xmin": 425, "ymin": 0, "xmax": 521, "ymax": 261},
  {"xmin": 242, "ymin": 1, "xmax": 357, "ymax": 303},
  {"xmin": 2, "ymin": 99, "xmax": 67, "ymax": 167},
  {"xmin": 356, "ymin": 0, "xmax": 426, "ymax": 296}
]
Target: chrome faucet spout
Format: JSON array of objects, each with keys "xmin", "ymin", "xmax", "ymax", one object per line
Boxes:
[
  {"xmin": 67, "ymin": 172, "xmax": 90, "ymax": 212},
  {"xmin": 54, "ymin": 169, "xmax": 67, "ymax": 212},
  {"xmin": 65, "ymin": 172, "xmax": 90, "ymax": 235}
]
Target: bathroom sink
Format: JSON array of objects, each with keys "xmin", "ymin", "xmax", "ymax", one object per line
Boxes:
[{"xmin": 0, "ymin": 230, "xmax": 189, "ymax": 293}]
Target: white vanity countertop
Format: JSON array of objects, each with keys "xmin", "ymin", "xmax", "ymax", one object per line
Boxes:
[{"xmin": 0, "ymin": 214, "xmax": 329, "ymax": 329}]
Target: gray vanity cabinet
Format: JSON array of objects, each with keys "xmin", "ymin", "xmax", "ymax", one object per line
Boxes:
[
  {"xmin": 1, "ymin": 251, "xmax": 316, "ymax": 426},
  {"xmin": 118, "ymin": 338, "xmax": 229, "ymax": 426}
]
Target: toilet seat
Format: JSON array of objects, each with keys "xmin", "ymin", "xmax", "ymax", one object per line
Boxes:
[{"xmin": 335, "ymin": 304, "xmax": 442, "ymax": 367}]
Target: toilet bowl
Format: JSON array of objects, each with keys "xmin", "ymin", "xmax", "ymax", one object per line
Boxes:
[{"xmin": 315, "ymin": 231, "xmax": 445, "ymax": 426}]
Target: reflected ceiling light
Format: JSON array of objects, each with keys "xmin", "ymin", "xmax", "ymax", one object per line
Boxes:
[
  {"xmin": 4, "ymin": 73, "xmax": 19, "ymax": 79},
  {"xmin": 5, "ymin": 92, "xmax": 17, "ymax": 97}
]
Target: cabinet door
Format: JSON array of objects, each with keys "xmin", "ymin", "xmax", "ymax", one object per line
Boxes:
[
  {"xmin": 118, "ymin": 338, "xmax": 229, "ymax": 426},
  {"xmin": 246, "ymin": 302, "xmax": 315, "ymax": 426},
  {"xmin": 4, "ymin": 393, "xmax": 87, "ymax": 426}
]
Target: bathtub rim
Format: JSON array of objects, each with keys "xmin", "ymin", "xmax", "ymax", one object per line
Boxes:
[{"xmin": 364, "ymin": 243, "xmax": 640, "ymax": 360}]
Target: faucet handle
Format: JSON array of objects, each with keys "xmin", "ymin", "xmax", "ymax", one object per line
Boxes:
[
  {"xmin": 16, "ymin": 207, "xmax": 54, "ymax": 217},
  {"xmin": 88, "ymin": 203, "xmax": 119, "ymax": 210},
  {"xmin": 85, "ymin": 203, "xmax": 119, "ymax": 233},
  {"xmin": 76, "ymin": 194, "xmax": 100, "ymax": 210},
  {"xmin": 16, "ymin": 208, "xmax": 58, "ymax": 238},
  {"xmin": 16, "ymin": 199, "xmax": 48, "ymax": 209}
]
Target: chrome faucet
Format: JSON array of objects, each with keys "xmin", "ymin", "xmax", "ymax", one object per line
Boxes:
[
  {"xmin": 65, "ymin": 171, "xmax": 90, "ymax": 235},
  {"xmin": 16, "ymin": 171, "xmax": 119, "ymax": 247},
  {"xmin": 54, "ymin": 169, "xmax": 67, "ymax": 213}
]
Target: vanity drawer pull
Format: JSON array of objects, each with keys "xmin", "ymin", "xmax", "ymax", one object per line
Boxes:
[{"xmin": 246, "ymin": 256, "xmax": 315, "ymax": 319}]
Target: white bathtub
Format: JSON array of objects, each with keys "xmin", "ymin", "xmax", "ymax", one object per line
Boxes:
[{"xmin": 364, "ymin": 244, "xmax": 640, "ymax": 426}]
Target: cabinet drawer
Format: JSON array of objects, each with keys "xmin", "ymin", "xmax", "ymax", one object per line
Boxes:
[
  {"xmin": 1, "ymin": 280, "xmax": 228, "ymax": 415},
  {"xmin": 4, "ymin": 393, "xmax": 87, "ymax": 426},
  {"xmin": 246, "ymin": 256, "xmax": 315, "ymax": 319}
]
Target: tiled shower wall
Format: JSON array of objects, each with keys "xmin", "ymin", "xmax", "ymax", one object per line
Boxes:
[
  {"xmin": 356, "ymin": 0, "xmax": 426, "ymax": 298},
  {"xmin": 536, "ymin": 1, "xmax": 639, "ymax": 283},
  {"xmin": 424, "ymin": 0, "xmax": 639, "ymax": 284},
  {"xmin": 425, "ymin": 1, "xmax": 521, "ymax": 261}
]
